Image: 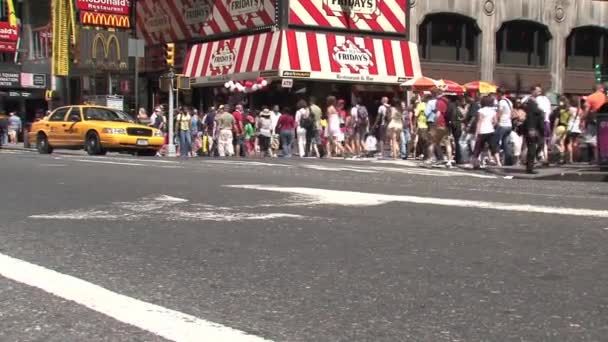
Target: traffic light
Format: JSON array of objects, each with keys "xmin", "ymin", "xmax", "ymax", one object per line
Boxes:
[
  {"xmin": 165, "ymin": 43, "xmax": 175, "ymax": 68},
  {"xmin": 595, "ymin": 64, "xmax": 602, "ymax": 84}
]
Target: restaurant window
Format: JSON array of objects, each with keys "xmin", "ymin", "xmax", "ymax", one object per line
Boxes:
[
  {"xmin": 496, "ymin": 20, "xmax": 550, "ymax": 67},
  {"xmin": 418, "ymin": 13, "xmax": 479, "ymax": 63},
  {"xmin": 566, "ymin": 26, "xmax": 608, "ymax": 70}
]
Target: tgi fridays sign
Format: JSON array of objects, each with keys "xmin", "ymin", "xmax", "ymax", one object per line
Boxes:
[
  {"xmin": 324, "ymin": 0, "xmax": 379, "ymax": 21},
  {"xmin": 332, "ymin": 40, "xmax": 374, "ymax": 73},
  {"xmin": 229, "ymin": 0, "xmax": 263, "ymax": 17},
  {"xmin": 76, "ymin": 0, "xmax": 131, "ymax": 15},
  {"xmin": 136, "ymin": 0, "xmax": 276, "ymax": 44},
  {"xmin": 210, "ymin": 42, "xmax": 236, "ymax": 75}
]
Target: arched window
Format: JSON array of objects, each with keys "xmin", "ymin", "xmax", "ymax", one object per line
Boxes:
[
  {"xmin": 496, "ymin": 20, "xmax": 550, "ymax": 67},
  {"xmin": 418, "ymin": 13, "xmax": 480, "ymax": 63},
  {"xmin": 566, "ymin": 26, "xmax": 608, "ymax": 70}
]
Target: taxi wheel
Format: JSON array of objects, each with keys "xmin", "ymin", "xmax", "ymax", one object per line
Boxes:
[
  {"xmin": 85, "ymin": 132, "xmax": 106, "ymax": 156},
  {"xmin": 37, "ymin": 133, "xmax": 53, "ymax": 154}
]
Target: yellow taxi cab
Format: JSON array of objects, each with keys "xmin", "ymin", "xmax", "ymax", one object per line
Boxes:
[{"xmin": 29, "ymin": 105, "xmax": 165, "ymax": 156}]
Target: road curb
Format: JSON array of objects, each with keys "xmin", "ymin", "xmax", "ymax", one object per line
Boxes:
[{"xmin": 0, "ymin": 145, "xmax": 36, "ymax": 152}]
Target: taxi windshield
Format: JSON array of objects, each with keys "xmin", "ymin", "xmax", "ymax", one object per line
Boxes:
[{"xmin": 84, "ymin": 108, "xmax": 135, "ymax": 122}]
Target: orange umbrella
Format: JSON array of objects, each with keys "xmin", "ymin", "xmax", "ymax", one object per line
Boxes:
[
  {"xmin": 464, "ymin": 81, "xmax": 498, "ymax": 94},
  {"xmin": 401, "ymin": 76, "xmax": 440, "ymax": 89},
  {"xmin": 438, "ymin": 79, "xmax": 465, "ymax": 94}
]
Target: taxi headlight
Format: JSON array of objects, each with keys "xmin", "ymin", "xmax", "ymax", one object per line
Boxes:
[
  {"xmin": 153, "ymin": 130, "xmax": 164, "ymax": 137},
  {"xmin": 102, "ymin": 128, "xmax": 127, "ymax": 135}
]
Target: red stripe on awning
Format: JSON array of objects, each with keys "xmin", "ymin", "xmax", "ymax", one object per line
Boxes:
[
  {"xmin": 286, "ymin": 30, "xmax": 301, "ymax": 70},
  {"xmin": 306, "ymin": 32, "xmax": 321, "ymax": 72},
  {"xmin": 382, "ymin": 39, "xmax": 396, "ymax": 76}
]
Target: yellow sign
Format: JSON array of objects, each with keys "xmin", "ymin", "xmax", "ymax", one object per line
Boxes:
[
  {"xmin": 51, "ymin": 0, "xmax": 72, "ymax": 76},
  {"xmin": 81, "ymin": 11, "xmax": 131, "ymax": 28}
]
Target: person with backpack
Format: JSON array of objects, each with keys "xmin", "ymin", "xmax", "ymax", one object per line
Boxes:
[
  {"xmin": 306, "ymin": 97, "xmax": 322, "ymax": 158},
  {"xmin": 373, "ymin": 96, "xmax": 390, "ymax": 158},
  {"xmin": 427, "ymin": 90, "xmax": 452, "ymax": 166},
  {"xmin": 351, "ymin": 97, "xmax": 369, "ymax": 156},
  {"xmin": 400, "ymin": 99, "xmax": 414, "ymax": 160},
  {"xmin": 232, "ymin": 104, "xmax": 245, "ymax": 158}
]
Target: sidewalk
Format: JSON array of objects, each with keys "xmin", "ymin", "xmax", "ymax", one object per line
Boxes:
[{"xmin": 478, "ymin": 163, "xmax": 608, "ymax": 182}]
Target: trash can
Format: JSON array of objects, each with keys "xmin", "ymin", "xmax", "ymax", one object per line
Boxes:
[{"xmin": 597, "ymin": 107, "xmax": 608, "ymax": 170}]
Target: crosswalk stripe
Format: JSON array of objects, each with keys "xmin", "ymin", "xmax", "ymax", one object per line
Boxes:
[
  {"xmin": 0, "ymin": 252, "xmax": 272, "ymax": 342},
  {"xmin": 228, "ymin": 185, "xmax": 608, "ymax": 218}
]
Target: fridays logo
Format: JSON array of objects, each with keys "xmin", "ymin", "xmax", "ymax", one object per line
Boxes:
[
  {"xmin": 210, "ymin": 42, "xmax": 236, "ymax": 74},
  {"xmin": 323, "ymin": 0, "xmax": 380, "ymax": 22},
  {"xmin": 332, "ymin": 40, "xmax": 374, "ymax": 73}
]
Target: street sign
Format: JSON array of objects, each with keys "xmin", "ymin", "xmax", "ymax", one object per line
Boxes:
[{"xmin": 281, "ymin": 78, "xmax": 294, "ymax": 89}]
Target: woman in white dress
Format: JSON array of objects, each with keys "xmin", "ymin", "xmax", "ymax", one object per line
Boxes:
[{"xmin": 326, "ymin": 96, "xmax": 344, "ymax": 158}]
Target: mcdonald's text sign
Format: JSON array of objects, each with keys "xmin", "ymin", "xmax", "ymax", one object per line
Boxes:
[
  {"xmin": 76, "ymin": 0, "xmax": 130, "ymax": 15},
  {"xmin": 79, "ymin": 29, "xmax": 129, "ymax": 71},
  {"xmin": 80, "ymin": 11, "xmax": 131, "ymax": 28}
]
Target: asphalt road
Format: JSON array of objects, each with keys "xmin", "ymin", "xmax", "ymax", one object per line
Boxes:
[{"xmin": 1, "ymin": 149, "xmax": 607, "ymax": 342}]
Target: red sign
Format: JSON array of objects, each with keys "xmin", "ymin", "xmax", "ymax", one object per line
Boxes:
[
  {"xmin": 0, "ymin": 22, "xmax": 19, "ymax": 41},
  {"xmin": 80, "ymin": 11, "xmax": 131, "ymax": 28},
  {"xmin": 0, "ymin": 41, "xmax": 16, "ymax": 52},
  {"xmin": 76, "ymin": 0, "xmax": 131, "ymax": 15}
]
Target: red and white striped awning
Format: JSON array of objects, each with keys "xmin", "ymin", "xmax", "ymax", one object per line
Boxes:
[
  {"xmin": 183, "ymin": 30, "xmax": 421, "ymax": 86},
  {"xmin": 279, "ymin": 31, "xmax": 421, "ymax": 84},
  {"xmin": 184, "ymin": 32, "xmax": 282, "ymax": 85}
]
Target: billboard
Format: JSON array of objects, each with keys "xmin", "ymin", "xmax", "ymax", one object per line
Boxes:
[
  {"xmin": 79, "ymin": 29, "xmax": 129, "ymax": 71},
  {"xmin": 289, "ymin": 0, "xmax": 407, "ymax": 34},
  {"xmin": 136, "ymin": 0, "xmax": 277, "ymax": 46}
]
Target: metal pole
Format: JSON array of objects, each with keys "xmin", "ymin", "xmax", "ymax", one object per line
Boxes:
[
  {"xmin": 166, "ymin": 71, "xmax": 176, "ymax": 157},
  {"xmin": 133, "ymin": 0, "xmax": 139, "ymax": 112}
]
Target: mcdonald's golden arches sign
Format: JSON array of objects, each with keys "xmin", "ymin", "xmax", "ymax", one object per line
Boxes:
[
  {"xmin": 80, "ymin": 11, "xmax": 131, "ymax": 28},
  {"xmin": 79, "ymin": 29, "xmax": 128, "ymax": 71}
]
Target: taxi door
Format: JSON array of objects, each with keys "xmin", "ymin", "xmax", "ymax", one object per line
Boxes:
[
  {"xmin": 45, "ymin": 107, "xmax": 70, "ymax": 146},
  {"xmin": 64, "ymin": 107, "xmax": 85, "ymax": 146}
]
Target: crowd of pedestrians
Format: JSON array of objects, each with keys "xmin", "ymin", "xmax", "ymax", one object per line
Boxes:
[{"xmin": 136, "ymin": 83, "xmax": 606, "ymax": 174}]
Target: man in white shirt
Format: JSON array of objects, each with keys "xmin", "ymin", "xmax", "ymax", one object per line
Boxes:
[
  {"xmin": 532, "ymin": 85, "xmax": 552, "ymax": 163},
  {"xmin": 496, "ymin": 88, "xmax": 514, "ymax": 164}
]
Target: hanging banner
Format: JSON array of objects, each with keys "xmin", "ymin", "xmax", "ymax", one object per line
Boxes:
[
  {"xmin": 136, "ymin": 0, "xmax": 276, "ymax": 46},
  {"xmin": 52, "ymin": 0, "xmax": 71, "ymax": 76},
  {"xmin": 76, "ymin": 0, "xmax": 131, "ymax": 15},
  {"xmin": 289, "ymin": 0, "xmax": 407, "ymax": 34}
]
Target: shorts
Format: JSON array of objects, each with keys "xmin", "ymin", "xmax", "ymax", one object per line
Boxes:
[
  {"xmin": 233, "ymin": 135, "xmax": 244, "ymax": 145},
  {"xmin": 376, "ymin": 125, "xmax": 387, "ymax": 141},
  {"xmin": 474, "ymin": 133, "xmax": 499, "ymax": 156},
  {"xmin": 258, "ymin": 135, "xmax": 271, "ymax": 152},
  {"xmin": 430, "ymin": 126, "xmax": 449, "ymax": 145},
  {"xmin": 417, "ymin": 128, "xmax": 429, "ymax": 141},
  {"xmin": 554, "ymin": 125, "xmax": 567, "ymax": 140}
]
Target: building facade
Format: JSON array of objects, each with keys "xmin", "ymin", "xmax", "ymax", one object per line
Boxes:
[{"xmin": 410, "ymin": 0, "xmax": 608, "ymax": 94}]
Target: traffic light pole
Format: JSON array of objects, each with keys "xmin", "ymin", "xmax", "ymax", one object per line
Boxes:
[{"xmin": 166, "ymin": 69, "xmax": 177, "ymax": 157}]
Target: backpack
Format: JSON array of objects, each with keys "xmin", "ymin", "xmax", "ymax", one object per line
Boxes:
[
  {"xmin": 445, "ymin": 99, "xmax": 460, "ymax": 128},
  {"xmin": 356, "ymin": 105, "xmax": 369, "ymax": 127},
  {"xmin": 301, "ymin": 108, "xmax": 315, "ymax": 130}
]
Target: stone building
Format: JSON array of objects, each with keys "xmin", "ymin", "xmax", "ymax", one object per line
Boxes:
[{"xmin": 409, "ymin": 0, "xmax": 608, "ymax": 94}]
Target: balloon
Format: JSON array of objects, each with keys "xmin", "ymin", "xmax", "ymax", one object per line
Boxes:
[
  {"xmin": 261, "ymin": 80, "xmax": 268, "ymax": 87},
  {"xmin": 244, "ymin": 81, "xmax": 254, "ymax": 88},
  {"xmin": 230, "ymin": 84, "xmax": 238, "ymax": 91},
  {"xmin": 257, "ymin": 77, "xmax": 264, "ymax": 84},
  {"xmin": 224, "ymin": 81, "xmax": 230, "ymax": 89}
]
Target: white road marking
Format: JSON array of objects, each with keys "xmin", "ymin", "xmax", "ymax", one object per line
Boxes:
[
  {"xmin": 228, "ymin": 185, "xmax": 608, "ymax": 218},
  {"xmin": 75, "ymin": 159, "xmax": 146, "ymax": 166},
  {"xmin": 39, "ymin": 164, "xmax": 67, "ymax": 167},
  {"xmin": 30, "ymin": 195, "xmax": 306, "ymax": 222},
  {"xmin": 302, "ymin": 165, "xmax": 375, "ymax": 173},
  {"xmin": 0, "ymin": 252, "xmax": 271, "ymax": 342}
]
